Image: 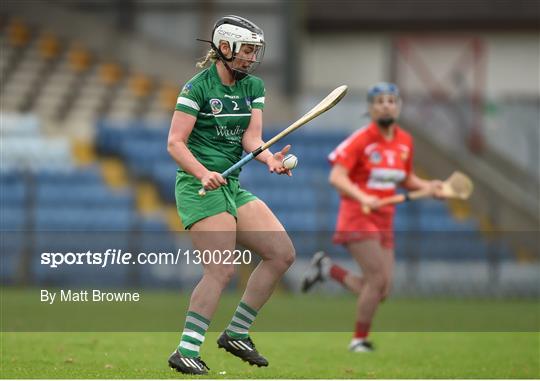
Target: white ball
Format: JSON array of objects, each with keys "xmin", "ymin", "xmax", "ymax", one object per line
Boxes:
[{"xmin": 282, "ymin": 154, "xmax": 298, "ymax": 169}]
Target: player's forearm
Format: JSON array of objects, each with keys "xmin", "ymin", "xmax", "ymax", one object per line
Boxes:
[
  {"xmin": 167, "ymin": 140, "xmax": 208, "ymax": 180},
  {"xmin": 243, "ymin": 109, "xmax": 271, "ymax": 164},
  {"xmin": 242, "ymin": 135, "xmax": 273, "ymax": 164},
  {"xmin": 403, "ymin": 173, "xmax": 432, "ymax": 191},
  {"xmin": 329, "ymin": 172, "xmax": 368, "ymax": 204}
]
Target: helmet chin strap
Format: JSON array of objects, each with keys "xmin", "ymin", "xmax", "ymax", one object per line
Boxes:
[
  {"xmin": 221, "ymin": 59, "xmax": 248, "ymax": 80},
  {"xmin": 212, "ymin": 41, "xmax": 248, "ymax": 81}
]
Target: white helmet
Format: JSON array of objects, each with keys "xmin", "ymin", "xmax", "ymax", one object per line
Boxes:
[{"xmin": 210, "ymin": 15, "xmax": 265, "ymax": 78}]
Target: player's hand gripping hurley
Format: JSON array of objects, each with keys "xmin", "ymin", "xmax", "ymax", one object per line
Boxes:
[
  {"xmin": 363, "ymin": 171, "xmax": 474, "ymax": 213},
  {"xmin": 199, "ymin": 85, "xmax": 348, "ymax": 196}
]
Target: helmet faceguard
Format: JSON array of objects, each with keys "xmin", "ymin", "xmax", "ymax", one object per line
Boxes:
[{"xmin": 201, "ymin": 15, "xmax": 265, "ymax": 80}]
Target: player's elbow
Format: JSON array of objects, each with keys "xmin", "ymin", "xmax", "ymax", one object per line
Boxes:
[
  {"xmin": 328, "ymin": 165, "xmax": 348, "ymax": 189},
  {"xmin": 166, "ymin": 140, "xmax": 175, "ymax": 156},
  {"xmin": 328, "ymin": 170, "xmax": 341, "ymax": 189},
  {"xmin": 167, "ymin": 138, "xmax": 183, "ymax": 156}
]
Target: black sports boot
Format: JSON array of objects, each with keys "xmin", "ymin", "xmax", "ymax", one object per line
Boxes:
[
  {"xmin": 217, "ymin": 332, "xmax": 269, "ymax": 367},
  {"xmin": 168, "ymin": 350, "xmax": 210, "ymax": 375},
  {"xmin": 301, "ymin": 251, "xmax": 329, "ymax": 292}
]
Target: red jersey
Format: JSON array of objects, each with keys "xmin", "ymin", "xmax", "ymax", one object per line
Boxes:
[{"xmin": 329, "ymin": 122, "xmax": 414, "ymax": 214}]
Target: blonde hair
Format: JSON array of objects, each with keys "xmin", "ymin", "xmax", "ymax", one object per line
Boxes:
[{"xmin": 196, "ymin": 49, "xmax": 218, "ymax": 68}]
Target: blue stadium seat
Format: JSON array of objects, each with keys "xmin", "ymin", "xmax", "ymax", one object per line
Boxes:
[
  {"xmin": 0, "ymin": 180, "xmax": 26, "ymax": 206},
  {"xmin": 36, "ymin": 166, "xmax": 102, "ymax": 184},
  {"xmin": 35, "ymin": 207, "xmax": 134, "ymax": 230},
  {"xmin": 138, "ymin": 215, "xmax": 169, "ymax": 231},
  {"xmin": 0, "ymin": 207, "xmax": 26, "ymax": 230},
  {"xmin": 36, "ymin": 184, "xmax": 133, "ymax": 207}
]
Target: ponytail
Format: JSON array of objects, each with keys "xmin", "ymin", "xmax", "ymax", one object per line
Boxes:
[{"xmin": 196, "ymin": 49, "xmax": 218, "ymax": 68}]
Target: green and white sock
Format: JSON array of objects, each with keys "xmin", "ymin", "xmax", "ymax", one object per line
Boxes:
[
  {"xmin": 225, "ymin": 301, "xmax": 258, "ymax": 339},
  {"xmin": 178, "ymin": 311, "xmax": 210, "ymax": 357}
]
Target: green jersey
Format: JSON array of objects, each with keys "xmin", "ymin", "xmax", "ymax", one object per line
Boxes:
[{"xmin": 175, "ymin": 63, "xmax": 265, "ymax": 179}]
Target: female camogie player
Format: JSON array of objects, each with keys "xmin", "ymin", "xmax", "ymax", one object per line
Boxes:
[
  {"xmin": 167, "ymin": 15, "xmax": 295, "ymax": 374},
  {"xmin": 301, "ymin": 82, "xmax": 444, "ymax": 352}
]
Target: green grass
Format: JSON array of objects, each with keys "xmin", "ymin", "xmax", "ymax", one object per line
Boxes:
[
  {"xmin": 1, "ymin": 332, "xmax": 538, "ymax": 378},
  {"xmin": 1, "ymin": 288, "xmax": 539, "ymax": 378},
  {"xmin": 2, "ymin": 288, "xmax": 538, "ymax": 332}
]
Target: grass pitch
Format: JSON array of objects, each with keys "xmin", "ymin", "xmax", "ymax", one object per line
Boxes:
[
  {"xmin": 1, "ymin": 289, "xmax": 539, "ymax": 378},
  {"xmin": 2, "ymin": 331, "xmax": 538, "ymax": 379}
]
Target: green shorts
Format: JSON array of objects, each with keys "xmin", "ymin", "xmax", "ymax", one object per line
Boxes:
[{"xmin": 175, "ymin": 171, "xmax": 258, "ymax": 229}]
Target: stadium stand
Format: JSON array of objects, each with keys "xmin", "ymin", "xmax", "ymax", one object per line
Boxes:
[
  {"xmin": 0, "ymin": 113, "xmax": 174, "ymax": 286},
  {"xmin": 0, "ymin": 16, "xmax": 520, "ymax": 293},
  {"xmin": 0, "ymin": 18, "xmax": 174, "ymax": 141}
]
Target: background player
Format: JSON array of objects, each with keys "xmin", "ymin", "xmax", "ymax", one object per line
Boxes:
[
  {"xmin": 167, "ymin": 15, "xmax": 295, "ymax": 374},
  {"xmin": 301, "ymin": 82, "xmax": 444, "ymax": 352}
]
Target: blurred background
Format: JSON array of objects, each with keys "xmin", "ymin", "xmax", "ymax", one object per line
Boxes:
[{"xmin": 1, "ymin": 0, "xmax": 538, "ymax": 299}]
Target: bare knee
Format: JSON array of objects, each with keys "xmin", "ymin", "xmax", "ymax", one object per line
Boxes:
[
  {"xmin": 205, "ymin": 265, "xmax": 236, "ymax": 288},
  {"xmin": 283, "ymin": 249, "xmax": 296, "ymax": 269},
  {"xmin": 269, "ymin": 243, "xmax": 295, "ymax": 273},
  {"xmin": 382, "ymin": 278, "xmax": 393, "ymax": 299},
  {"xmin": 277, "ymin": 250, "xmax": 295, "ymax": 272},
  {"xmin": 365, "ymin": 273, "xmax": 387, "ymax": 299},
  {"xmin": 282, "ymin": 245, "xmax": 296, "ymax": 268}
]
